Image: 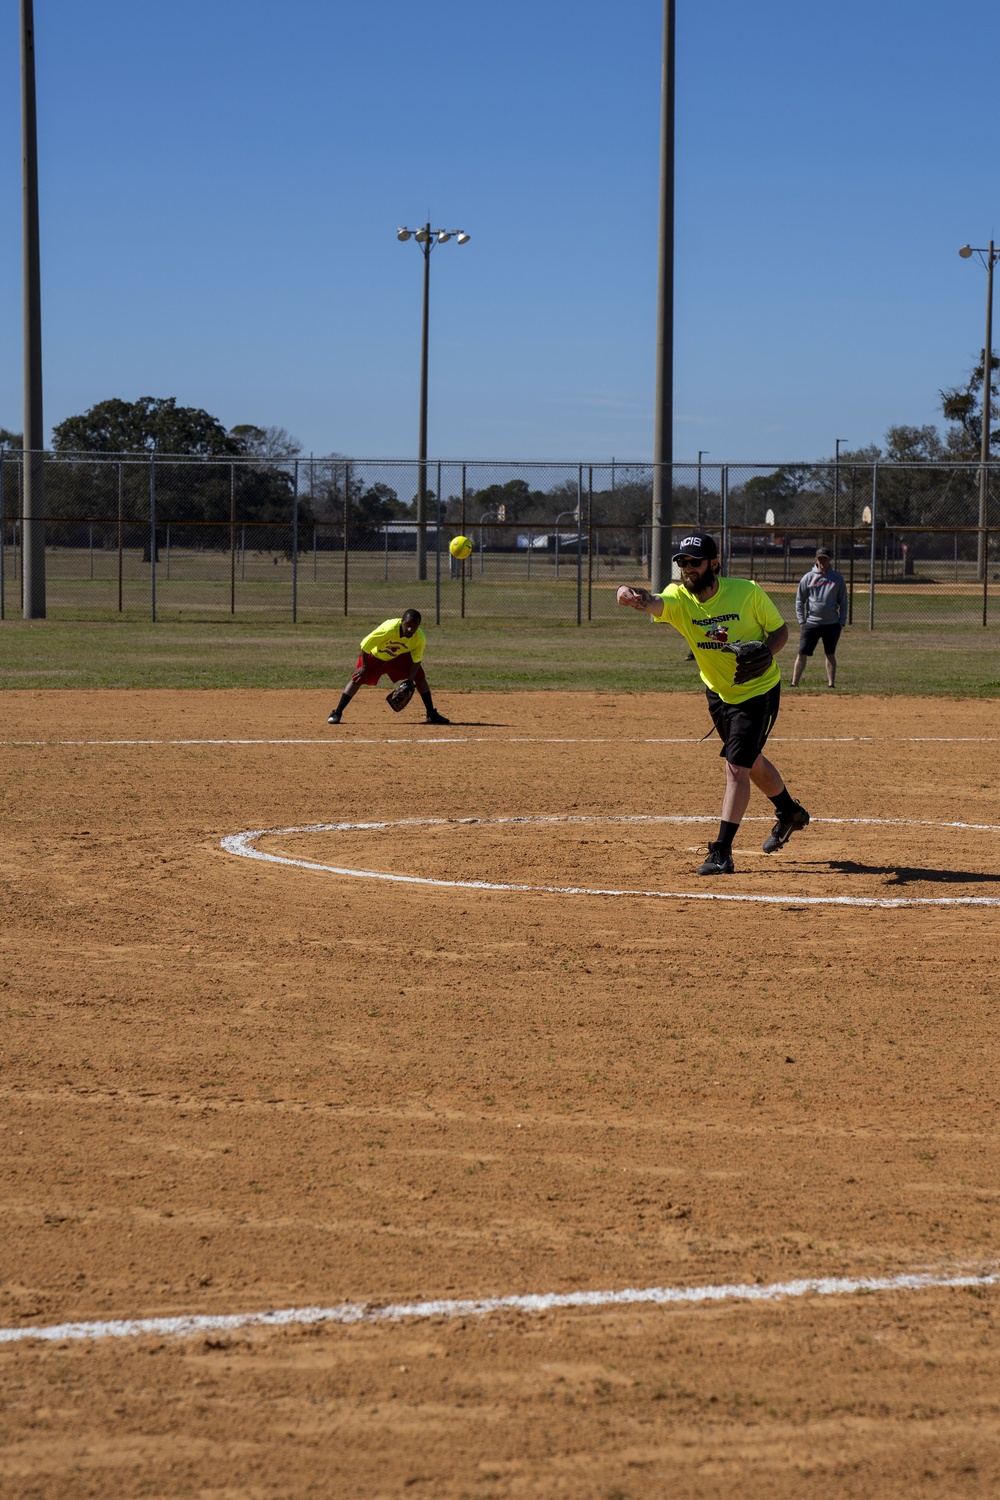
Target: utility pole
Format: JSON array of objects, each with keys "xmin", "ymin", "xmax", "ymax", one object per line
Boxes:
[
  {"xmin": 650, "ymin": 0, "xmax": 674, "ymax": 591},
  {"xmin": 21, "ymin": 0, "xmax": 45, "ymax": 617},
  {"xmin": 959, "ymin": 241, "xmax": 999, "ymax": 582}
]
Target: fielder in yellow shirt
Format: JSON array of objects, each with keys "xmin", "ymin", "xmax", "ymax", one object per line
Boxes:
[
  {"xmin": 327, "ymin": 609, "xmax": 450, "ymax": 725},
  {"xmin": 618, "ymin": 533, "xmax": 809, "ymax": 875}
]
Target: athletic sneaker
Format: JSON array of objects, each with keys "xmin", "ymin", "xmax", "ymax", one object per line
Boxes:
[
  {"xmin": 327, "ymin": 709, "xmax": 342, "ymax": 724},
  {"xmin": 697, "ymin": 842, "xmax": 735, "ymax": 876},
  {"xmin": 424, "ymin": 710, "xmax": 451, "ymax": 726},
  {"xmin": 762, "ymin": 801, "xmax": 809, "ymax": 853}
]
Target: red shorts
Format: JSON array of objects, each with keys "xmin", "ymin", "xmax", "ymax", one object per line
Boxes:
[{"xmin": 353, "ymin": 651, "xmax": 418, "ymax": 686}]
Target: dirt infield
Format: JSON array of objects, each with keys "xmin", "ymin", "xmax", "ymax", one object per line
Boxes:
[{"xmin": 1, "ymin": 688, "xmax": 999, "ymax": 1498}]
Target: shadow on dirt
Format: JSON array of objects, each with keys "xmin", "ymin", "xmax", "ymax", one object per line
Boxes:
[{"xmin": 829, "ymin": 860, "xmax": 1000, "ymax": 886}]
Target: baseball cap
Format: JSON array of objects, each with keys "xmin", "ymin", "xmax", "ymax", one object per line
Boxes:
[
  {"xmin": 672, "ymin": 533, "xmax": 718, "ymax": 564},
  {"xmin": 815, "ymin": 547, "xmax": 831, "ymax": 559}
]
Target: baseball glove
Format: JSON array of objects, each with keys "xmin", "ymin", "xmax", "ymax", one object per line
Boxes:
[
  {"xmin": 386, "ymin": 680, "xmax": 415, "ymax": 713},
  {"xmin": 726, "ymin": 640, "xmax": 773, "ymax": 684}
]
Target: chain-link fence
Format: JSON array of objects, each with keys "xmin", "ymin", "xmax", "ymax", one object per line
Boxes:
[{"xmin": 2, "ymin": 453, "xmax": 999, "ymax": 626}]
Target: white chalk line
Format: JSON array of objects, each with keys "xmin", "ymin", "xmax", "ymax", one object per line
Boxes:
[
  {"xmin": 2, "ymin": 1266, "xmax": 997, "ymax": 1346},
  {"xmin": 2, "ymin": 735, "xmax": 998, "ymax": 747},
  {"xmin": 221, "ymin": 814, "xmax": 1000, "ymax": 909}
]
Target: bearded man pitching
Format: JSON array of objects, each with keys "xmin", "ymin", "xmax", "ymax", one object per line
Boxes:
[{"xmin": 617, "ymin": 533, "xmax": 809, "ymax": 875}]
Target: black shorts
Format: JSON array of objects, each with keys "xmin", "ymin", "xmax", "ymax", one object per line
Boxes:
[
  {"xmin": 706, "ymin": 684, "xmax": 781, "ymax": 769},
  {"xmin": 797, "ymin": 622, "xmax": 841, "ymax": 657}
]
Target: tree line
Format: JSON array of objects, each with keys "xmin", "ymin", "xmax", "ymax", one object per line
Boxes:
[{"xmin": 2, "ymin": 355, "xmax": 997, "ymax": 541}]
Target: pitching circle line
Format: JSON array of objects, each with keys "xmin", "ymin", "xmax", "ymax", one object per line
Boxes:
[{"xmin": 220, "ymin": 814, "xmax": 1000, "ymax": 908}]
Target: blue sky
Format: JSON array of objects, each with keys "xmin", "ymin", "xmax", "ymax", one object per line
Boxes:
[{"xmin": 1, "ymin": 0, "xmax": 997, "ymax": 463}]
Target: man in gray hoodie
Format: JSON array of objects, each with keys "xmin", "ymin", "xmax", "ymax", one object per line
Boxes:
[{"xmin": 791, "ymin": 548, "xmax": 848, "ymax": 688}]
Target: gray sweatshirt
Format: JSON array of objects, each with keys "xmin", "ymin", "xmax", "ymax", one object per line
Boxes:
[{"xmin": 796, "ymin": 566, "xmax": 847, "ymax": 625}]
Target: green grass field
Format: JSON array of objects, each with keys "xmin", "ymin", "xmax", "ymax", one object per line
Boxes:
[{"xmin": 1, "ymin": 613, "xmax": 998, "ymax": 695}]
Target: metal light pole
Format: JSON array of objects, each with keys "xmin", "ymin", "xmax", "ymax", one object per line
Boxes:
[
  {"xmin": 398, "ymin": 223, "xmax": 470, "ymax": 580},
  {"xmin": 834, "ymin": 438, "xmax": 848, "ymax": 566},
  {"xmin": 959, "ymin": 242, "xmax": 999, "ymax": 581},
  {"xmin": 650, "ymin": 0, "xmax": 675, "ymax": 591},
  {"xmin": 21, "ymin": 0, "xmax": 45, "ymax": 618}
]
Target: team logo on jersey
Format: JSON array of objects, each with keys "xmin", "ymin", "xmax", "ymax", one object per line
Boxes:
[{"xmin": 695, "ymin": 612, "xmax": 741, "ymax": 651}]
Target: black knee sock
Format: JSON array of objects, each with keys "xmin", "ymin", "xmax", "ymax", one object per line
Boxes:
[
  {"xmin": 771, "ymin": 787, "xmax": 797, "ymax": 816},
  {"xmin": 335, "ymin": 692, "xmax": 351, "ymax": 715},
  {"xmin": 716, "ymin": 819, "xmax": 740, "ymax": 851},
  {"xmin": 419, "ymin": 688, "xmax": 434, "ymax": 712}
]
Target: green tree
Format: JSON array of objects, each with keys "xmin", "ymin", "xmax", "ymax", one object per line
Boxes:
[
  {"xmin": 468, "ymin": 477, "xmax": 547, "ymax": 525},
  {"xmin": 229, "ymin": 424, "xmax": 301, "ymax": 461},
  {"xmin": 739, "ymin": 465, "xmax": 814, "ymax": 523},
  {"xmin": 52, "ymin": 397, "xmax": 238, "ymax": 456},
  {"xmin": 941, "ymin": 351, "xmax": 1000, "ymax": 458}
]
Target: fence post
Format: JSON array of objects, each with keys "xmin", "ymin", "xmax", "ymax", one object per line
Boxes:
[
  {"xmin": 461, "ymin": 464, "xmax": 467, "ymax": 619},
  {"xmin": 341, "ymin": 462, "xmax": 350, "ymax": 616},
  {"xmin": 586, "ymin": 466, "xmax": 594, "ymax": 620},
  {"xmin": 150, "ymin": 456, "xmax": 156, "ymax": 623},
  {"xmin": 984, "ymin": 523, "xmax": 990, "ymax": 628},
  {"xmin": 89, "ymin": 521, "xmax": 94, "ymax": 580},
  {"xmin": 576, "ymin": 466, "xmax": 583, "ymax": 625},
  {"xmin": 0, "ymin": 447, "xmax": 5, "ymax": 620},
  {"xmin": 721, "ymin": 467, "xmax": 729, "ymax": 573},
  {"xmin": 868, "ymin": 461, "xmax": 878, "ymax": 630},
  {"xmin": 847, "ymin": 467, "xmax": 857, "ymax": 625},
  {"xmin": 117, "ymin": 463, "xmax": 123, "ymax": 613},
  {"xmin": 292, "ymin": 459, "xmax": 299, "ymax": 623},
  {"xmin": 435, "ymin": 460, "xmax": 442, "ymax": 626},
  {"xmin": 230, "ymin": 463, "xmax": 236, "ymax": 614}
]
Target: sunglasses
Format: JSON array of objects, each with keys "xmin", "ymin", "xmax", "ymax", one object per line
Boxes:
[{"xmin": 675, "ymin": 555, "xmax": 707, "ymax": 567}]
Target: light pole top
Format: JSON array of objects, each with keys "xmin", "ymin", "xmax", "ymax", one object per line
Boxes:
[
  {"xmin": 398, "ymin": 225, "xmax": 470, "ymax": 246},
  {"xmin": 959, "ymin": 242, "xmax": 999, "ymax": 268}
]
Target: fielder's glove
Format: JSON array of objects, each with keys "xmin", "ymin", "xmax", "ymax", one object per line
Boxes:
[
  {"xmin": 386, "ymin": 680, "xmax": 416, "ymax": 713},
  {"xmin": 726, "ymin": 640, "xmax": 773, "ymax": 684}
]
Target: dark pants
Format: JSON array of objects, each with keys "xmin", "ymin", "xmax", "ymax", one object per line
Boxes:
[
  {"xmin": 797, "ymin": 623, "xmax": 841, "ymax": 657},
  {"xmin": 706, "ymin": 684, "xmax": 781, "ymax": 769}
]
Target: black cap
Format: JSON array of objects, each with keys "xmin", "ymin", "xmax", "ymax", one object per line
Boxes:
[
  {"xmin": 672, "ymin": 533, "xmax": 718, "ymax": 564},
  {"xmin": 815, "ymin": 547, "xmax": 831, "ymax": 559}
]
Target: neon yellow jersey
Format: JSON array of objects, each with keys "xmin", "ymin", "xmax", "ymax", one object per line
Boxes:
[
  {"xmin": 360, "ymin": 618, "xmax": 426, "ymax": 664},
  {"xmin": 652, "ymin": 576, "xmax": 784, "ymax": 703}
]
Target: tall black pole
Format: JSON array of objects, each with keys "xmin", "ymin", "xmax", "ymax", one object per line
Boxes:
[
  {"xmin": 21, "ymin": 0, "xmax": 45, "ymax": 618},
  {"xmin": 416, "ymin": 223, "xmax": 431, "ymax": 582},
  {"xmin": 978, "ymin": 242, "xmax": 994, "ymax": 583},
  {"xmin": 650, "ymin": 0, "xmax": 674, "ymax": 591}
]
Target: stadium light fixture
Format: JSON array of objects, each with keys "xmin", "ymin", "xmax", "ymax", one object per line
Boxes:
[
  {"xmin": 958, "ymin": 240, "xmax": 1000, "ymax": 585},
  {"xmin": 397, "ymin": 222, "xmax": 471, "ymax": 580}
]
